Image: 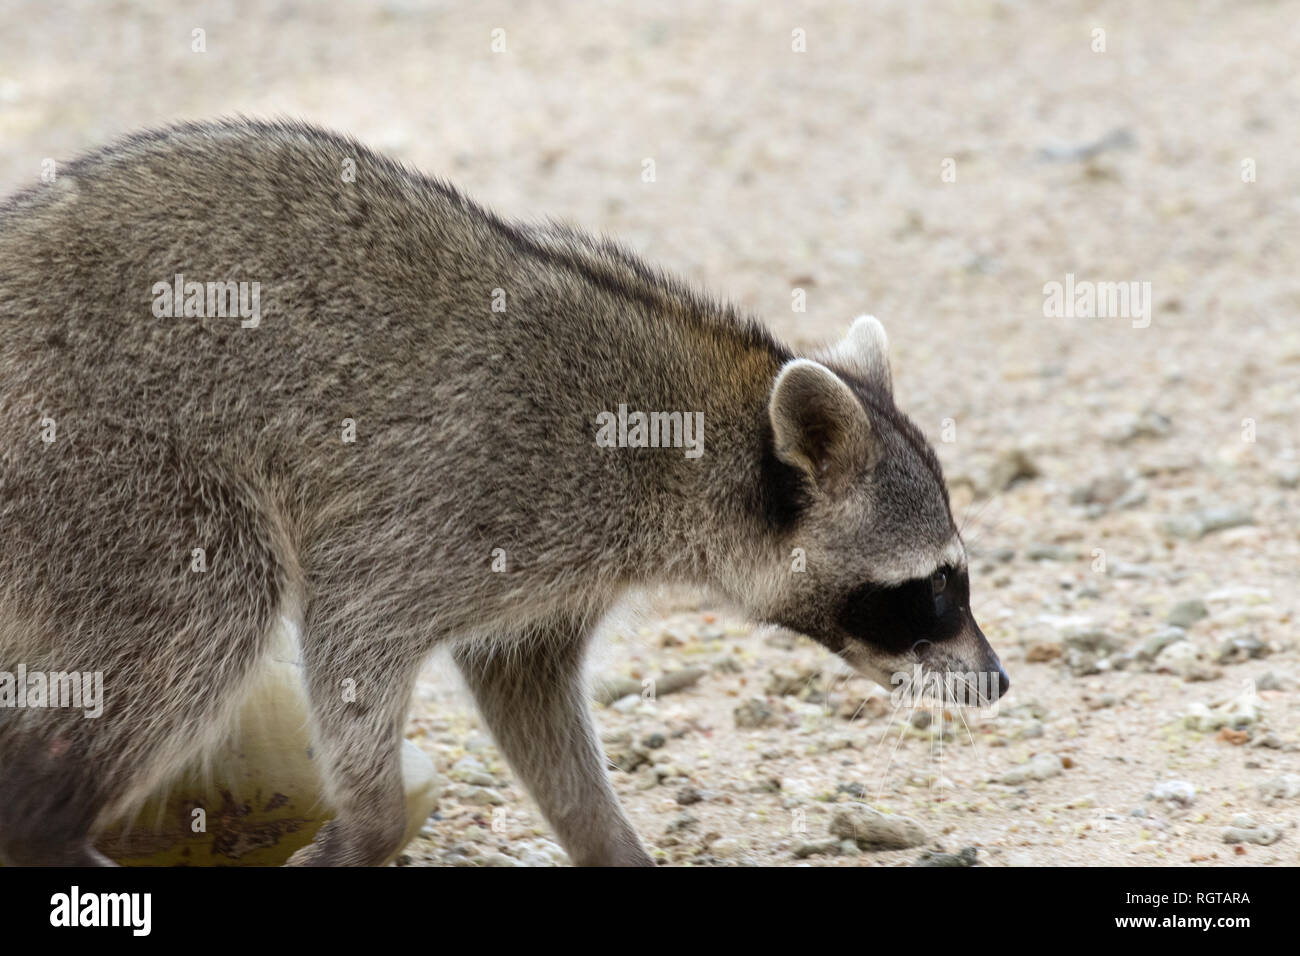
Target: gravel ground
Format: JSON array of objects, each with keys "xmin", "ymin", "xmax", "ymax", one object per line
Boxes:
[{"xmin": 2, "ymin": 0, "xmax": 1297, "ymax": 866}]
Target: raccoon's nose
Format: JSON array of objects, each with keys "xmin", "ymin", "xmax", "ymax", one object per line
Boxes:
[{"xmin": 995, "ymin": 663, "xmax": 1010, "ymax": 699}]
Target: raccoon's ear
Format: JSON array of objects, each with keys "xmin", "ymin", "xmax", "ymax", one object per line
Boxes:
[
  {"xmin": 769, "ymin": 359, "xmax": 873, "ymax": 492},
  {"xmin": 827, "ymin": 315, "xmax": 893, "ymax": 394}
]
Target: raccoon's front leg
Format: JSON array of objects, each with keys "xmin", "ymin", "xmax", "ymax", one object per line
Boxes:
[
  {"xmin": 453, "ymin": 618, "xmax": 652, "ymax": 867},
  {"xmin": 287, "ymin": 592, "xmax": 422, "ymax": 866}
]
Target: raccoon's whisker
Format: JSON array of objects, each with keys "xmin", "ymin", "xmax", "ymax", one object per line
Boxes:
[
  {"xmin": 934, "ymin": 705, "xmax": 946, "ymax": 794},
  {"xmin": 960, "ymin": 509, "xmax": 1011, "ymax": 552},
  {"xmin": 948, "ymin": 669, "xmax": 978, "ymax": 706},
  {"xmin": 872, "ymin": 715, "xmax": 913, "ymax": 807},
  {"xmin": 956, "ymin": 491, "xmax": 996, "ymax": 539},
  {"xmin": 803, "ymin": 665, "xmax": 832, "ymax": 707},
  {"xmin": 846, "ymin": 697, "xmax": 870, "ymax": 725},
  {"xmin": 958, "ymin": 488, "xmax": 998, "ymax": 527},
  {"xmin": 948, "ymin": 679, "xmax": 981, "ymax": 746},
  {"xmin": 833, "ymin": 671, "xmax": 862, "ymax": 722},
  {"xmin": 926, "ymin": 694, "xmax": 940, "ymax": 772},
  {"xmin": 833, "ymin": 664, "xmax": 874, "ymax": 725},
  {"xmin": 870, "ymin": 686, "xmax": 916, "ymax": 805},
  {"xmin": 960, "ymin": 522, "xmax": 1008, "ymax": 555},
  {"xmin": 954, "ymin": 704, "xmax": 984, "ymax": 768},
  {"xmin": 957, "ymin": 492, "xmax": 1008, "ymax": 548},
  {"xmin": 866, "ymin": 686, "xmax": 910, "ymax": 783},
  {"xmin": 961, "ymin": 483, "xmax": 1007, "ymax": 528},
  {"xmin": 821, "ymin": 668, "xmax": 849, "ymax": 719},
  {"xmin": 944, "ymin": 671, "xmax": 993, "ymax": 771}
]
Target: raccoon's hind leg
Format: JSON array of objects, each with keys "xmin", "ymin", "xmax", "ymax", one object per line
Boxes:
[
  {"xmin": 452, "ymin": 614, "xmax": 652, "ymax": 867},
  {"xmin": 0, "ymin": 716, "xmax": 116, "ymax": 865},
  {"xmin": 0, "ymin": 446, "xmax": 291, "ymax": 866}
]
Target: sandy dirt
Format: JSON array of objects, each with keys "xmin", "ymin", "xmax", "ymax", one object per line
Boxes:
[{"xmin": 1, "ymin": 0, "xmax": 1297, "ymax": 866}]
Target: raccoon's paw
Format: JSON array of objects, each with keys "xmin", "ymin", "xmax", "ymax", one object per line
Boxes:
[
  {"xmin": 570, "ymin": 835, "xmax": 656, "ymax": 867},
  {"xmin": 285, "ymin": 841, "xmax": 325, "ymax": 867},
  {"xmin": 284, "ymin": 818, "xmax": 405, "ymax": 867}
]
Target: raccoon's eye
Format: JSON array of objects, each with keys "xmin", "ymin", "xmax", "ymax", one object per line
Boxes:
[{"xmin": 930, "ymin": 570, "xmax": 949, "ymax": 617}]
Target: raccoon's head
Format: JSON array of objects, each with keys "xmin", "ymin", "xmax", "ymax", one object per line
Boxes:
[{"xmin": 750, "ymin": 315, "xmax": 1009, "ymax": 706}]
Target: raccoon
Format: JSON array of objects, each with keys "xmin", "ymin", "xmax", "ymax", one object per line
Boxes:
[{"xmin": 0, "ymin": 119, "xmax": 1007, "ymax": 867}]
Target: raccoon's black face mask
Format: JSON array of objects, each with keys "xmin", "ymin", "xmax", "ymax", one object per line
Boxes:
[
  {"xmin": 835, "ymin": 566, "xmax": 1009, "ymax": 704},
  {"xmin": 838, "ymin": 565, "xmax": 969, "ymax": 656}
]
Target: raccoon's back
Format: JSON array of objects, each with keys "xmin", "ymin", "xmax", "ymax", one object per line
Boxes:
[{"xmin": 5, "ymin": 120, "xmax": 496, "ymax": 425}]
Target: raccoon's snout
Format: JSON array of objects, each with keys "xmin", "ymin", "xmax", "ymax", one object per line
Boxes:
[
  {"xmin": 994, "ymin": 661, "xmax": 1011, "ymax": 698},
  {"xmin": 984, "ymin": 659, "xmax": 1011, "ymax": 702},
  {"xmin": 912, "ymin": 627, "xmax": 1010, "ymax": 705},
  {"xmin": 969, "ymin": 621, "xmax": 1011, "ymax": 701},
  {"xmin": 933, "ymin": 658, "xmax": 1009, "ymax": 707}
]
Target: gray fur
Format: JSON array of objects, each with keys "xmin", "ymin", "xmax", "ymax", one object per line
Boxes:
[{"xmin": 0, "ymin": 119, "xmax": 1005, "ymax": 866}]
